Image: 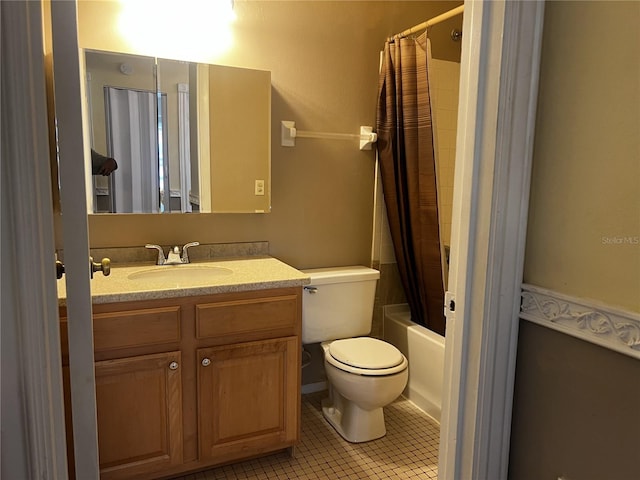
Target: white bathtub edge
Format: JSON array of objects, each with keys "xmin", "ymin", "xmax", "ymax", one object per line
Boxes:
[
  {"xmin": 384, "ymin": 304, "xmax": 445, "ymax": 424},
  {"xmin": 400, "ymin": 392, "xmax": 441, "ymax": 425}
]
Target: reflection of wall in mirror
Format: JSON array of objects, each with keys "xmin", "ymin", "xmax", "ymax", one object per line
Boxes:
[
  {"xmin": 196, "ymin": 63, "xmax": 211, "ymax": 212},
  {"xmin": 85, "ymin": 52, "xmax": 155, "ymax": 196},
  {"xmin": 157, "ymin": 59, "xmax": 190, "ymax": 193},
  {"xmin": 86, "ymin": 52, "xmax": 199, "ymax": 212},
  {"xmin": 209, "ymin": 65, "xmax": 270, "ymax": 213}
]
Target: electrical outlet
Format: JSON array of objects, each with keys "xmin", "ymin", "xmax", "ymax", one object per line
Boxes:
[{"xmin": 255, "ymin": 179, "xmax": 265, "ymax": 196}]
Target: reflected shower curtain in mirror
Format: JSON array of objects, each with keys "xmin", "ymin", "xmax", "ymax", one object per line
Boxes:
[
  {"xmin": 376, "ymin": 34, "xmax": 445, "ymax": 335},
  {"xmin": 105, "ymin": 87, "xmax": 159, "ymax": 213}
]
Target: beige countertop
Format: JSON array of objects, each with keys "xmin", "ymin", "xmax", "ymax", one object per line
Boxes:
[{"xmin": 57, "ymin": 256, "xmax": 310, "ymax": 306}]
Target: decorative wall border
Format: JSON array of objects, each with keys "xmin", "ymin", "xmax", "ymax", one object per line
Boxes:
[{"xmin": 520, "ymin": 284, "xmax": 640, "ymax": 360}]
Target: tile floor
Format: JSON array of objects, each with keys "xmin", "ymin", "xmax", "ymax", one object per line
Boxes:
[{"xmin": 175, "ymin": 392, "xmax": 440, "ymax": 479}]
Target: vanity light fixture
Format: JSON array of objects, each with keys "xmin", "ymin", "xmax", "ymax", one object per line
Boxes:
[{"xmin": 118, "ymin": 0, "xmax": 236, "ymax": 60}]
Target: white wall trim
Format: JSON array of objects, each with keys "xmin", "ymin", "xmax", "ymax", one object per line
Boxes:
[
  {"xmin": 177, "ymin": 82, "xmax": 192, "ymax": 212},
  {"xmin": 439, "ymin": 1, "xmax": 545, "ymax": 479},
  {"xmin": 472, "ymin": 3, "xmax": 546, "ymax": 479},
  {"xmin": 51, "ymin": 1, "xmax": 101, "ymax": 478},
  {"xmin": 1, "ymin": 2, "xmax": 68, "ymax": 478},
  {"xmin": 521, "ymin": 284, "xmax": 640, "ymax": 360}
]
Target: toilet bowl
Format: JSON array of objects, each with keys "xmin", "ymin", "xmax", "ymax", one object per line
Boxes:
[
  {"xmin": 301, "ymin": 266, "xmax": 409, "ymax": 443},
  {"xmin": 320, "ymin": 338, "xmax": 408, "ymax": 442}
]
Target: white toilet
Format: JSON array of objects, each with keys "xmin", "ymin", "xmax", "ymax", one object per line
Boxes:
[{"xmin": 301, "ymin": 266, "xmax": 409, "ymax": 443}]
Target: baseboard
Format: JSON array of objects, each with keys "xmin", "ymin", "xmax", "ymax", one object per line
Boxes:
[{"xmin": 301, "ymin": 382, "xmax": 327, "ymax": 395}]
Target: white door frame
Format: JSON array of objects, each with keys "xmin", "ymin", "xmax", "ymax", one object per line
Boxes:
[
  {"xmin": 4, "ymin": 1, "xmax": 545, "ymax": 479},
  {"xmin": 2, "ymin": 3, "xmax": 100, "ymax": 477},
  {"xmin": 50, "ymin": 1, "xmax": 101, "ymax": 478},
  {"xmin": 1, "ymin": 2, "xmax": 68, "ymax": 478},
  {"xmin": 439, "ymin": 1, "xmax": 545, "ymax": 479}
]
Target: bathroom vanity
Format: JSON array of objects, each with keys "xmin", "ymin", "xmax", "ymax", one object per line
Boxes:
[{"xmin": 57, "ymin": 257, "xmax": 309, "ymax": 479}]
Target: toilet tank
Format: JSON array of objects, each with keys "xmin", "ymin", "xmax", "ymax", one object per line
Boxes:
[{"xmin": 301, "ymin": 266, "xmax": 380, "ymax": 344}]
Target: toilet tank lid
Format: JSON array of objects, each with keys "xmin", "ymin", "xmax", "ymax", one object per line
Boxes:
[{"xmin": 301, "ymin": 266, "xmax": 380, "ymax": 285}]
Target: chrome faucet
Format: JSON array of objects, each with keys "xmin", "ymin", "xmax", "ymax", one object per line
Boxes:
[
  {"xmin": 180, "ymin": 242, "xmax": 199, "ymax": 263},
  {"xmin": 145, "ymin": 244, "xmax": 166, "ymax": 265},
  {"xmin": 145, "ymin": 242, "xmax": 200, "ymax": 265},
  {"xmin": 165, "ymin": 246, "xmax": 182, "ymax": 265}
]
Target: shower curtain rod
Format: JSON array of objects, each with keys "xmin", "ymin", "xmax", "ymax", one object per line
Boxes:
[{"xmin": 392, "ymin": 4, "xmax": 464, "ymax": 40}]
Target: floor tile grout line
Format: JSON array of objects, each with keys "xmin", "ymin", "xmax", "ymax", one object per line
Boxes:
[{"xmin": 174, "ymin": 392, "xmax": 440, "ymax": 479}]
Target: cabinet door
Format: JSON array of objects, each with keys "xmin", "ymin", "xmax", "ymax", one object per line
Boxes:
[
  {"xmin": 198, "ymin": 337, "xmax": 299, "ymax": 461},
  {"xmin": 95, "ymin": 351, "xmax": 183, "ymax": 480}
]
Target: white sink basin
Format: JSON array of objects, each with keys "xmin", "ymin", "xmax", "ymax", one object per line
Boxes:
[{"xmin": 127, "ymin": 264, "xmax": 233, "ymax": 286}]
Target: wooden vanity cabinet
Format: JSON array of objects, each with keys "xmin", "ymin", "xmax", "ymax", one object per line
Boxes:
[
  {"xmin": 197, "ymin": 338, "xmax": 299, "ymax": 461},
  {"xmin": 95, "ymin": 351, "xmax": 184, "ymax": 480},
  {"xmin": 195, "ymin": 291, "xmax": 301, "ymax": 464},
  {"xmin": 60, "ymin": 287, "xmax": 302, "ymax": 480},
  {"xmin": 60, "ymin": 303, "xmax": 184, "ymax": 480}
]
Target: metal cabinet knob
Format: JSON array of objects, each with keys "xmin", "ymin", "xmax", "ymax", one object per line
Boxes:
[
  {"xmin": 169, "ymin": 361, "xmax": 179, "ymax": 370},
  {"xmin": 201, "ymin": 358, "xmax": 211, "ymax": 367}
]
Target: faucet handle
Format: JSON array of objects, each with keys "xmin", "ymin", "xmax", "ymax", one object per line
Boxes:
[
  {"xmin": 181, "ymin": 242, "xmax": 200, "ymax": 263},
  {"xmin": 145, "ymin": 244, "xmax": 166, "ymax": 265}
]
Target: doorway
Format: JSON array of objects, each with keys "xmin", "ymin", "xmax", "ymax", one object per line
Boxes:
[{"xmin": 2, "ymin": 1, "xmax": 546, "ymax": 479}]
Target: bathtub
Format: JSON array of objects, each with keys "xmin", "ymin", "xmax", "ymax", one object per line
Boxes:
[{"xmin": 383, "ymin": 304, "xmax": 445, "ymax": 423}]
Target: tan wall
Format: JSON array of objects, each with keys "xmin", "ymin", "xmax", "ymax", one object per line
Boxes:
[
  {"xmin": 523, "ymin": 1, "xmax": 640, "ymax": 312},
  {"xmin": 66, "ymin": 0, "xmax": 463, "ymax": 269},
  {"xmin": 510, "ymin": 321, "xmax": 640, "ymax": 480},
  {"xmin": 510, "ymin": 3, "xmax": 640, "ymax": 479}
]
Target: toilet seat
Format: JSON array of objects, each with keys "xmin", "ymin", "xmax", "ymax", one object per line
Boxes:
[{"xmin": 325, "ymin": 338, "xmax": 408, "ymax": 376}]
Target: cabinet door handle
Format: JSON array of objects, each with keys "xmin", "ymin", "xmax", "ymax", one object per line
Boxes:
[
  {"xmin": 169, "ymin": 361, "xmax": 179, "ymax": 370},
  {"xmin": 201, "ymin": 358, "xmax": 211, "ymax": 367}
]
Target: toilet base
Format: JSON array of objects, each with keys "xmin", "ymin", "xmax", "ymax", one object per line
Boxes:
[{"xmin": 321, "ymin": 394, "xmax": 386, "ymax": 443}]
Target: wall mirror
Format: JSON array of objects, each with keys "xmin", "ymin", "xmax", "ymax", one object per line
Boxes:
[{"xmin": 84, "ymin": 49, "xmax": 271, "ymax": 214}]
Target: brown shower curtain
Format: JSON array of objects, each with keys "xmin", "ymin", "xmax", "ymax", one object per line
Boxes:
[{"xmin": 376, "ymin": 33, "xmax": 445, "ymax": 335}]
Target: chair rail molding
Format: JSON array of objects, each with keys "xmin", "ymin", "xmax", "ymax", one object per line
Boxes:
[{"xmin": 521, "ymin": 284, "xmax": 640, "ymax": 360}]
